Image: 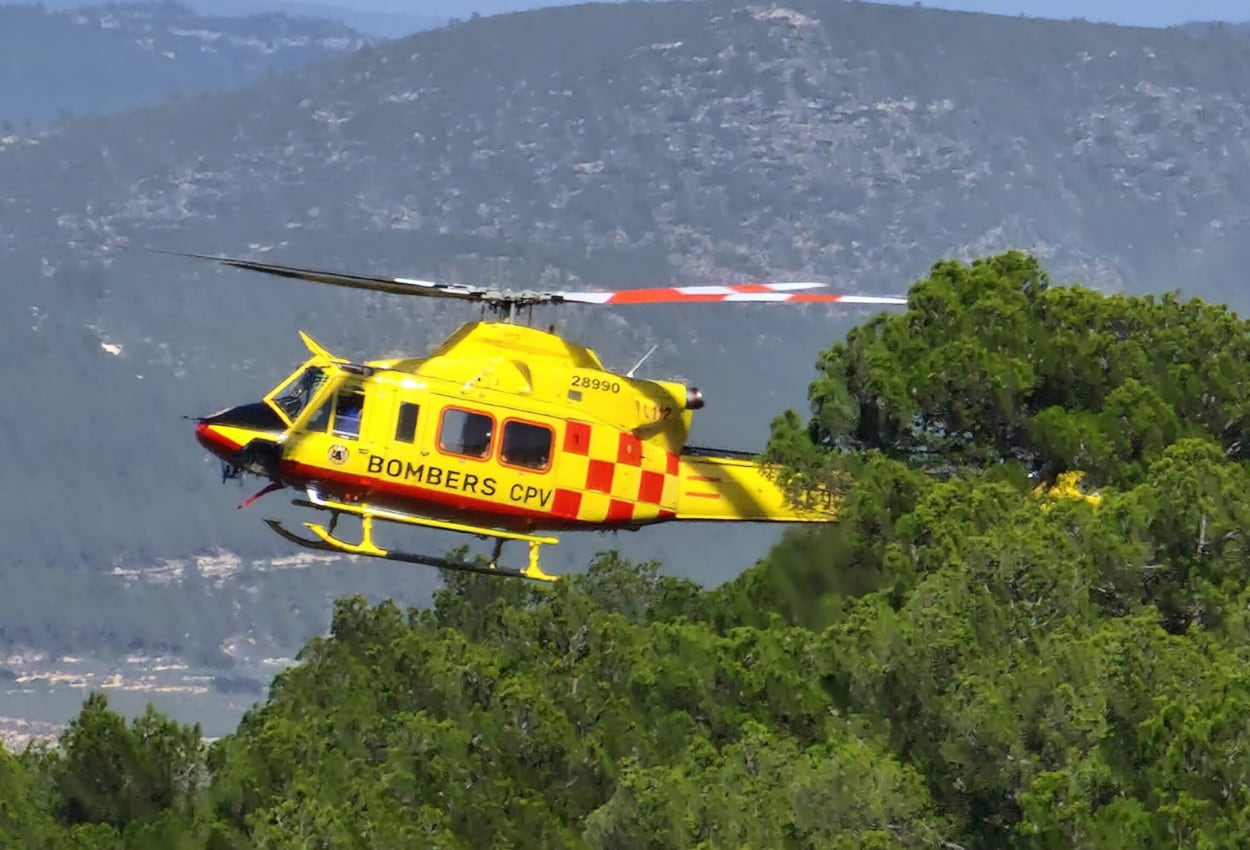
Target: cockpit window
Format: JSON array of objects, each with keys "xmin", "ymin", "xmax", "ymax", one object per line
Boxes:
[
  {"xmin": 271, "ymin": 367, "xmax": 326, "ymax": 422},
  {"xmin": 305, "ymin": 396, "xmax": 332, "ymax": 433},
  {"xmin": 300, "ymin": 386, "xmax": 364, "ymax": 439},
  {"xmin": 332, "ymin": 391, "xmax": 365, "ymax": 439}
]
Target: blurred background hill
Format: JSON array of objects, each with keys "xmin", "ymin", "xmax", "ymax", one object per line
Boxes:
[{"xmin": 0, "ymin": 2, "xmax": 370, "ymax": 126}]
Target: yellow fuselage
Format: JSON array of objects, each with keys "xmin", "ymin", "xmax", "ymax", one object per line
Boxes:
[{"xmin": 195, "ymin": 321, "xmax": 835, "ymax": 533}]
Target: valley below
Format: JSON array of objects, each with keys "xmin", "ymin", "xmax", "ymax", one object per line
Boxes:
[
  {"xmin": 0, "ymin": 648, "xmax": 279, "ymax": 748},
  {"xmin": 0, "ymin": 518, "xmax": 790, "ymax": 749},
  {"xmin": 0, "ymin": 549, "xmax": 334, "ymax": 747}
]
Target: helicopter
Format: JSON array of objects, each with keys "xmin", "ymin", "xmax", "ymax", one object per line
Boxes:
[{"xmin": 140, "ymin": 247, "xmax": 908, "ymax": 582}]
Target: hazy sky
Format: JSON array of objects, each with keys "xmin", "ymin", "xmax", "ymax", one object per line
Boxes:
[
  {"xmin": 870, "ymin": 0, "xmax": 1250, "ymax": 27},
  {"xmin": 18, "ymin": 0, "xmax": 1250, "ymax": 29},
  {"xmin": 375, "ymin": 0, "xmax": 1248, "ymax": 28}
]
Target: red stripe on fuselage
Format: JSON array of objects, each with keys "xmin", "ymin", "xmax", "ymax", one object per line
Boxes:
[
  {"xmin": 278, "ymin": 459, "xmax": 650, "ymax": 533},
  {"xmin": 196, "ymin": 423, "xmax": 242, "ymax": 456}
]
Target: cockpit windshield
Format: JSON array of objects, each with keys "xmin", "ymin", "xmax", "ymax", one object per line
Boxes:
[{"xmin": 269, "ymin": 366, "xmax": 327, "ymax": 423}]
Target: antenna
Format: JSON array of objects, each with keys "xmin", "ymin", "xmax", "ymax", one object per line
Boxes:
[{"xmin": 626, "ymin": 344, "xmax": 659, "ymax": 378}]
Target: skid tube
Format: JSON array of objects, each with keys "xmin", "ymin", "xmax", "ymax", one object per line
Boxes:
[{"xmin": 263, "ymin": 490, "xmax": 560, "ymax": 583}]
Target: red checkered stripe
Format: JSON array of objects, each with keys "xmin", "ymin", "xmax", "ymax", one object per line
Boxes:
[{"xmin": 551, "ymin": 419, "xmax": 679, "ymax": 523}]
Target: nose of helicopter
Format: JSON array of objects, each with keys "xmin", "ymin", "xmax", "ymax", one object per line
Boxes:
[
  {"xmin": 194, "ymin": 419, "xmax": 240, "ymax": 460},
  {"xmin": 194, "ymin": 401, "xmax": 287, "ymax": 465}
]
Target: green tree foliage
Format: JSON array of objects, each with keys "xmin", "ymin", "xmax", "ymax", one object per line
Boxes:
[
  {"xmin": 768, "ymin": 250, "xmax": 1250, "ymax": 486},
  {"xmin": 0, "ymin": 745, "xmax": 63, "ymax": 849},
  {"xmin": 188, "ymin": 555, "xmax": 954, "ymax": 849},
  {"xmin": 6, "ymin": 252, "xmax": 1250, "ymax": 849}
]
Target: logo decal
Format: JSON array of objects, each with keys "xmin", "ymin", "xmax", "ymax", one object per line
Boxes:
[{"xmin": 327, "ymin": 444, "xmax": 349, "ymax": 466}]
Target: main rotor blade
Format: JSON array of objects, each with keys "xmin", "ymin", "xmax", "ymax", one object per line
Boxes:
[
  {"xmin": 123, "ymin": 246, "xmax": 500, "ymax": 303},
  {"xmin": 552, "ymin": 284, "xmax": 909, "ymax": 305},
  {"xmin": 117, "ymin": 245, "xmax": 909, "ymax": 309}
]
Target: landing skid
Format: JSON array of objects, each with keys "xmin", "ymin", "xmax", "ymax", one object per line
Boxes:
[{"xmin": 263, "ymin": 489, "xmax": 560, "ymax": 583}]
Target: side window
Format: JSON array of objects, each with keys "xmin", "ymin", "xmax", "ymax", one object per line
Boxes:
[
  {"xmin": 501, "ymin": 420, "xmax": 553, "ymax": 471},
  {"xmin": 331, "ymin": 391, "xmax": 365, "ymax": 439},
  {"xmin": 439, "ymin": 408, "xmax": 493, "ymax": 458},
  {"xmin": 395, "ymin": 402, "xmax": 419, "ymax": 444}
]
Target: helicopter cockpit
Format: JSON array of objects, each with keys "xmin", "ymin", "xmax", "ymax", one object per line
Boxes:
[
  {"xmin": 297, "ymin": 378, "xmax": 366, "ymax": 440},
  {"xmin": 193, "ymin": 358, "xmax": 333, "ymax": 480},
  {"xmin": 266, "ymin": 365, "xmax": 329, "ymax": 425}
]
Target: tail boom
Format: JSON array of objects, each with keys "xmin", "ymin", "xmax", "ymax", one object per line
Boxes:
[{"xmin": 673, "ymin": 453, "xmax": 837, "ymax": 522}]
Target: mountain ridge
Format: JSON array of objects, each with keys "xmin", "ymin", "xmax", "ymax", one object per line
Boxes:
[
  {"xmin": 0, "ymin": 0, "xmax": 369, "ymax": 126},
  {"xmin": 182, "ymin": 0, "xmax": 446, "ymax": 36}
]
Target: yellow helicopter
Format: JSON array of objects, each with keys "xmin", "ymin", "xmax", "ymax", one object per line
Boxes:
[{"xmin": 141, "ymin": 247, "xmax": 908, "ymax": 582}]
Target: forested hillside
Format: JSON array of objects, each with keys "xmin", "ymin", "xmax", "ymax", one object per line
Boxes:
[{"xmin": 4, "ymin": 252, "xmax": 1250, "ymax": 848}]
